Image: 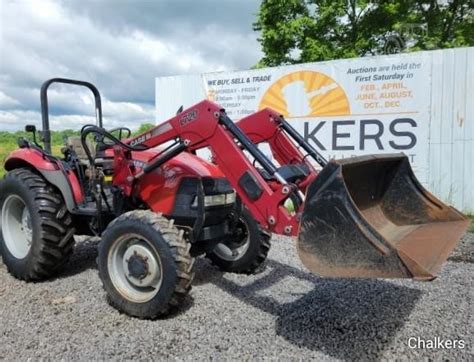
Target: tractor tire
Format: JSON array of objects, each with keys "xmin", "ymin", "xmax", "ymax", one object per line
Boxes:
[
  {"xmin": 207, "ymin": 208, "xmax": 271, "ymax": 274},
  {"xmin": 98, "ymin": 210, "xmax": 194, "ymax": 319},
  {"xmin": 0, "ymin": 168, "xmax": 75, "ymax": 281}
]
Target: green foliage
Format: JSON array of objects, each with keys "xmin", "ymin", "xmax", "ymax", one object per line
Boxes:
[
  {"xmin": 134, "ymin": 123, "xmax": 155, "ymax": 136},
  {"xmin": 468, "ymin": 214, "xmax": 474, "ymax": 233},
  {"xmin": 0, "ymin": 123, "xmax": 154, "ymax": 178},
  {"xmin": 0, "ymin": 129, "xmax": 79, "ymax": 178},
  {"xmin": 254, "ymin": 0, "xmax": 474, "ymax": 66}
]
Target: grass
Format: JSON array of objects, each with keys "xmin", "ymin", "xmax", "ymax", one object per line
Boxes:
[
  {"xmin": 468, "ymin": 215, "xmax": 474, "ymax": 233},
  {"xmin": 0, "ymin": 143, "xmax": 19, "ymax": 178},
  {"xmin": 0, "ymin": 124, "xmax": 156, "ymax": 179},
  {"xmin": 0, "ymin": 143, "xmax": 63, "ymax": 178}
]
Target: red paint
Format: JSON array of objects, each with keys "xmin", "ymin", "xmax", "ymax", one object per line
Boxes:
[
  {"xmin": 4, "ymin": 100, "xmax": 317, "ymax": 236},
  {"xmin": 4, "ymin": 148, "xmax": 84, "ymax": 204},
  {"xmin": 5, "ymin": 148, "xmax": 58, "ymax": 171},
  {"xmin": 237, "ymin": 109, "xmax": 318, "ymax": 192},
  {"xmin": 132, "ymin": 149, "xmax": 224, "ymax": 214},
  {"xmin": 121, "ymin": 100, "xmax": 317, "ymax": 236}
]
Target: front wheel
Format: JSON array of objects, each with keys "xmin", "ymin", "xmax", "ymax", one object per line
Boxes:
[
  {"xmin": 207, "ymin": 208, "xmax": 271, "ymax": 274},
  {"xmin": 98, "ymin": 210, "xmax": 194, "ymax": 319}
]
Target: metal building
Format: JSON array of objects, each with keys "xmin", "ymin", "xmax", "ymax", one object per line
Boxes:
[{"xmin": 156, "ymin": 47, "xmax": 474, "ymax": 213}]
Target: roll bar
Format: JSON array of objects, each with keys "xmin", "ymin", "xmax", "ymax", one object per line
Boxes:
[{"xmin": 40, "ymin": 78, "xmax": 103, "ymax": 153}]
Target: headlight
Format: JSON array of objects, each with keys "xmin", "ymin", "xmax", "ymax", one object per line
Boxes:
[
  {"xmin": 225, "ymin": 191, "xmax": 236, "ymax": 205},
  {"xmin": 205, "ymin": 194, "xmax": 227, "ymax": 206},
  {"xmin": 191, "ymin": 191, "xmax": 236, "ymax": 207}
]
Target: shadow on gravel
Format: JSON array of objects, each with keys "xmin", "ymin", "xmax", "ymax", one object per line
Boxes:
[
  {"xmin": 54, "ymin": 237, "xmax": 101, "ymax": 279},
  {"xmin": 195, "ymin": 259, "xmax": 422, "ymax": 360}
]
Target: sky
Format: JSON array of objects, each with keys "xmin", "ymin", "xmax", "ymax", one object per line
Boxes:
[{"xmin": 0, "ymin": 0, "xmax": 262, "ymax": 131}]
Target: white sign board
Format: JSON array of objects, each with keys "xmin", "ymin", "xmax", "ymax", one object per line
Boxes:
[{"xmin": 156, "ymin": 54, "xmax": 431, "ymax": 184}]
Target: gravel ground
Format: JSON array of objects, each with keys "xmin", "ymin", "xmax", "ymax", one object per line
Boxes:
[{"xmin": 0, "ymin": 232, "xmax": 472, "ymax": 360}]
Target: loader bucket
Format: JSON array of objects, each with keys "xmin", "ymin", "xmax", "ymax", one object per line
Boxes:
[{"xmin": 297, "ymin": 154, "xmax": 469, "ymax": 280}]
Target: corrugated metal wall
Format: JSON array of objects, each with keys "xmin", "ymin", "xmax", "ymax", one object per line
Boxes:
[{"xmin": 428, "ymin": 47, "xmax": 473, "ymax": 213}]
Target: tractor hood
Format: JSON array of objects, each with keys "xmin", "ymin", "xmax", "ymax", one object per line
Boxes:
[{"xmin": 131, "ymin": 148, "xmax": 225, "ymax": 179}]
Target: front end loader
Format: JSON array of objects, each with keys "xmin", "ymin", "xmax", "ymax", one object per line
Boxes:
[
  {"xmin": 0, "ymin": 78, "xmax": 469, "ymax": 319},
  {"xmin": 235, "ymin": 109, "xmax": 469, "ymax": 280}
]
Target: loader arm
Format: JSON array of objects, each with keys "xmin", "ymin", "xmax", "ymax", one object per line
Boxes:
[
  {"xmin": 114, "ymin": 100, "xmax": 302, "ymax": 236},
  {"xmin": 236, "ymin": 109, "xmax": 324, "ymax": 191}
]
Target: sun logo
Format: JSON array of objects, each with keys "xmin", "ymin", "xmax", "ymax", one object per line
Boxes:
[{"xmin": 259, "ymin": 71, "xmax": 350, "ymax": 117}]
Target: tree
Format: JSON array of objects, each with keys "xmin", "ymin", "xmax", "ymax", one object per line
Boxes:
[
  {"xmin": 134, "ymin": 123, "xmax": 155, "ymax": 136},
  {"xmin": 253, "ymin": 0, "xmax": 474, "ymax": 66}
]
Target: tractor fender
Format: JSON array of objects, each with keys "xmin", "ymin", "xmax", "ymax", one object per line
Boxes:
[{"xmin": 4, "ymin": 149, "xmax": 84, "ymax": 211}]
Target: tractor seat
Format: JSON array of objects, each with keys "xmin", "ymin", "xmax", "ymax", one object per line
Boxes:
[{"xmin": 66, "ymin": 136, "xmax": 95, "ymax": 165}]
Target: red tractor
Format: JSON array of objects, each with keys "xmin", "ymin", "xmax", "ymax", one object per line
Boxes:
[{"xmin": 0, "ymin": 78, "xmax": 469, "ymax": 318}]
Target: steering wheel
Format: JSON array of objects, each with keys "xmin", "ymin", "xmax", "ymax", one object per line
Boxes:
[{"xmin": 107, "ymin": 127, "xmax": 131, "ymax": 140}]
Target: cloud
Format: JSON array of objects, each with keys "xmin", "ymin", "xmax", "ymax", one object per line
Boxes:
[
  {"xmin": 0, "ymin": 0, "xmax": 262, "ymax": 131},
  {"xmin": 0, "ymin": 91, "xmax": 20, "ymax": 108}
]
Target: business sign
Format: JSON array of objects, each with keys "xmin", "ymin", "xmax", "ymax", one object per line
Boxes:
[{"xmin": 158, "ymin": 54, "xmax": 432, "ymax": 183}]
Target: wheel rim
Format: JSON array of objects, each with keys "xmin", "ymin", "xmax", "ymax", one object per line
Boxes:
[
  {"xmin": 107, "ymin": 233, "xmax": 163, "ymax": 303},
  {"xmin": 213, "ymin": 217, "xmax": 250, "ymax": 261},
  {"xmin": 1, "ymin": 194, "xmax": 32, "ymax": 259}
]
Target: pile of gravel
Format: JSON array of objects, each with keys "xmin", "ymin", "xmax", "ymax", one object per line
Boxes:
[{"xmin": 0, "ymin": 233, "xmax": 472, "ymax": 360}]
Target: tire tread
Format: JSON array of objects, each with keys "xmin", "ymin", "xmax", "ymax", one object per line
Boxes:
[
  {"xmin": 207, "ymin": 209, "xmax": 272, "ymax": 275},
  {"xmin": 98, "ymin": 210, "xmax": 194, "ymax": 318},
  {"xmin": 0, "ymin": 168, "xmax": 75, "ymax": 281}
]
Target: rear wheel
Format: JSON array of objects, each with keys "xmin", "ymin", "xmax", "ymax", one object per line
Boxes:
[
  {"xmin": 98, "ymin": 210, "xmax": 194, "ymax": 319},
  {"xmin": 207, "ymin": 208, "xmax": 271, "ymax": 274},
  {"xmin": 0, "ymin": 168, "xmax": 75, "ymax": 281}
]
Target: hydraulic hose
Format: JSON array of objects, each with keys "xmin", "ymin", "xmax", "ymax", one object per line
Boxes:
[{"xmin": 80, "ymin": 124, "xmax": 150, "ymax": 167}]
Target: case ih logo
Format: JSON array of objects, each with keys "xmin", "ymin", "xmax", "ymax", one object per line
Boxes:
[
  {"xmin": 130, "ymin": 132, "xmax": 152, "ymax": 147},
  {"xmin": 179, "ymin": 109, "xmax": 198, "ymax": 126}
]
